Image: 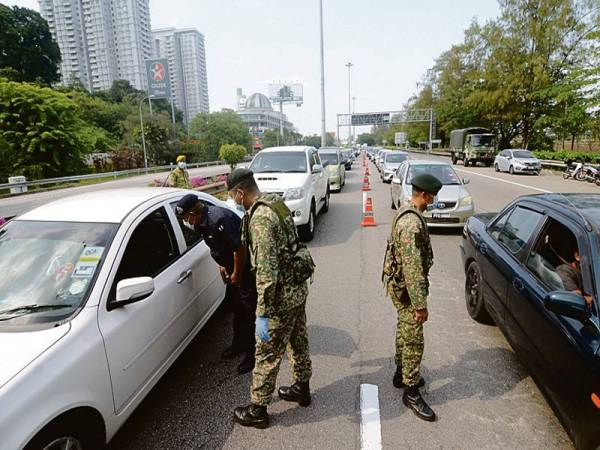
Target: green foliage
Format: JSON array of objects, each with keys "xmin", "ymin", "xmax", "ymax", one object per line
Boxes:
[
  {"xmin": 261, "ymin": 129, "xmax": 304, "ymax": 148},
  {"xmin": 357, "ymin": 133, "xmax": 376, "ymax": 146},
  {"xmin": 188, "ymin": 111, "xmax": 250, "ymax": 161},
  {"xmin": 0, "ymin": 80, "xmax": 86, "ymax": 180},
  {"xmin": 533, "ymin": 150, "xmax": 600, "ymax": 163},
  {"xmin": 302, "ymin": 133, "xmax": 335, "ymax": 148},
  {"xmin": 219, "ymin": 143, "xmax": 247, "ymax": 169},
  {"xmin": 0, "ymin": 5, "xmax": 60, "ymax": 84}
]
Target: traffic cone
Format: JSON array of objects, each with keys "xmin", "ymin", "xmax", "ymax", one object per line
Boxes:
[
  {"xmin": 362, "ymin": 175, "xmax": 371, "ymax": 191},
  {"xmin": 365, "ymin": 166, "xmax": 370, "ymax": 176},
  {"xmin": 361, "ymin": 192, "xmax": 377, "ymax": 227}
]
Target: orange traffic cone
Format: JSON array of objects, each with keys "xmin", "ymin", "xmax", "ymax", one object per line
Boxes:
[
  {"xmin": 365, "ymin": 166, "xmax": 370, "ymax": 176},
  {"xmin": 361, "ymin": 192, "xmax": 377, "ymax": 227},
  {"xmin": 362, "ymin": 175, "xmax": 371, "ymax": 191}
]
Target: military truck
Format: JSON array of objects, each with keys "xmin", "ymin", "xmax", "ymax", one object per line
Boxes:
[{"xmin": 449, "ymin": 127, "xmax": 497, "ymax": 167}]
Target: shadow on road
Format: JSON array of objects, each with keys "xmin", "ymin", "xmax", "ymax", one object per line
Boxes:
[{"xmin": 308, "ymin": 325, "xmax": 358, "ymax": 358}]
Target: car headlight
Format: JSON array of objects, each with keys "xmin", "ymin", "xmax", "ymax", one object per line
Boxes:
[
  {"xmin": 285, "ymin": 188, "xmax": 305, "ymax": 201},
  {"xmin": 459, "ymin": 196, "xmax": 473, "ymax": 208}
]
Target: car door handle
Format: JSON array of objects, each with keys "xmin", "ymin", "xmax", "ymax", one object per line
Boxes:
[
  {"xmin": 512, "ymin": 278, "xmax": 524, "ymax": 292},
  {"xmin": 177, "ymin": 269, "xmax": 192, "ymax": 284},
  {"xmin": 479, "ymin": 243, "xmax": 488, "ymax": 255}
]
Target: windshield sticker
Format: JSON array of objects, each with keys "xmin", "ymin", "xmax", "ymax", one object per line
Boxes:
[
  {"xmin": 79, "ymin": 246, "xmax": 105, "ymax": 262},
  {"xmin": 72, "ymin": 262, "xmax": 97, "ymax": 278},
  {"xmin": 69, "ymin": 278, "xmax": 89, "ymax": 296}
]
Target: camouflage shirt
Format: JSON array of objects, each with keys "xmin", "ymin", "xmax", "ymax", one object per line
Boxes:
[
  {"xmin": 388, "ymin": 201, "xmax": 433, "ymax": 310},
  {"xmin": 170, "ymin": 167, "xmax": 191, "ymax": 189},
  {"xmin": 243, "ymin": 194, "xmax": 308, "ymax": 317}
]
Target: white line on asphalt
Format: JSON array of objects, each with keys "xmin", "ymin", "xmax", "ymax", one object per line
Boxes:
[
  {"xmin": 360, "ymin": 384, "xmax": 382, "ymax": 450},
  {"xmin": 454, "ymin": 168, "xmax": 552, "ymax": 193}
]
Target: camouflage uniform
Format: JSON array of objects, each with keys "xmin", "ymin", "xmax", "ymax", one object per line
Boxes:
[
  {"xmin": 384, "ymin": 201, "xmax": 433, "ymax": 387},
  {"xmin": 242, "ymin": 194, "xmax": 312, "ymax": 406},
  {"xmin": 170, "ymin": 167, "xmax": 191, "ymax": 189}
]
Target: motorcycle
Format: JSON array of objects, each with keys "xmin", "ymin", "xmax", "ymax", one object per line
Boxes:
[{"xmin": 563, "ymin": 159, "xmax": 585, "ymax": 181}]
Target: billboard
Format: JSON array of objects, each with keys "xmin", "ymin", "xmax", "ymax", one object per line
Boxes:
[
  {"xmin": 350, "ymin": 113, "xmax": 390, "ymax": 126},
  {"xmin": 268, "ymin": 82, "xmax": 303, "ymax": 104},
  {"xmin": 145, "ymin": 58, "xmax": 171, "ymax": 99},
  {"xmin": 394, "ymin": 132, "xmax": 407, "ymax": 145}
]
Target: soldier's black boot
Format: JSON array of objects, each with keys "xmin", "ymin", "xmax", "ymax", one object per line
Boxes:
[
  {"xmin": 403, "ymin": 386, "xmax": 436, "ymax": 422},
  {"xmin": 237, "ymin": 352, "xmax": 255, "ymax": 375},
  {"xmin": 393, "ymin": 367, "xmax": 425, "ymax": 389},
  {"xmin": 233, "ymin": 404, "xmax": 269, "ymax": 429},
  {"xmin": 278, "ymin": 381, "xmax": 311, "ymax": 407}
]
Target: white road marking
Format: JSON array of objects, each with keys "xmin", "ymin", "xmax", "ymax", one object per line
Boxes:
[
  {"xmin": 453, "ymin": 168, "xmax": 552, "ymax": 193},
  {"xmin": 360, "ymin": 384, "xmax": 382, "ymax": 450}
]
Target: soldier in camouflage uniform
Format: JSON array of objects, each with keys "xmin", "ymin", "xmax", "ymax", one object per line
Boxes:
[
  {"xmin": 169, "ymin": 155, "xmax": 191, "ymax": 189},
  {"xmin": 382, "ymin": 173, "xmax": 442, "ymax": 422},
  {"xmin": 228, "ymin": 168, "xmax": 313, "ymax": 429}
]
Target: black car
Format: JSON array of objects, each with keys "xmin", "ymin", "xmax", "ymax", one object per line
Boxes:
[{"xmin": 461, "ymin": 194, "xmax": 600, "ymax": 449}]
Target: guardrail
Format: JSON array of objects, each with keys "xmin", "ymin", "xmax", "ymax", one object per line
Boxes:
[{"xmin": 0, "ymin": 160, "xmax": 228, "ymax": 191}]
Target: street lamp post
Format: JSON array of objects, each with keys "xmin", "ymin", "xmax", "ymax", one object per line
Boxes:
[
  {"xmin": 138, "ymin": 96, "xmax": 149, "ymax": 170},
  {"xmin": 352, "ymin": 96, "xmax": 356, "ymax": 142},
  {"xmin": 319, "ymin": 0, "xmax": 327, "ymax": 148},
  {"xmin": 345, "ymin": 62, "xmax": 353, "ymax": 144}
]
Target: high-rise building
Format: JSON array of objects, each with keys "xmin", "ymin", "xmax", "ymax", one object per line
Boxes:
[
  {"xmin": 152, "ymin": 28, "xmax": 209, "ymax": 124},
  {"xmin": 38, "ymin": 0, "xmax": 152, "ymax": 92}
]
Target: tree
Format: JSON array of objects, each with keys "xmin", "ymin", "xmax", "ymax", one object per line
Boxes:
[
  {"xmin": 0, "ymin": 5, "xmax": 61, "ymax": 84},
  {"xmin": 0, "ymin": 80, "xmax": 85, "ymax": 179},
  {"xmin": 262, "ymin": 129, "xmax": 303, "ymax": 148},
  {"xmin": 219, "ymin": 143, "xmax": 247, "ymax": 170},
  {"xmin": 357, "ymin": 133, "xmax": 376, "ymax": 146},
  {"xmin": 188, "ymin": 111, "xmax": 250, "ymax": 161},
  {"xmin": 302, "ymin": 133, "xmax": 335, "ymax": 148}
]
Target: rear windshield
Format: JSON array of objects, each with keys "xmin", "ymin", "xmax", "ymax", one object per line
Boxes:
[
  {"xmin": 319, "ymin": 152, "xmax": 339, "ymax": 165},
  {"xmin": 385, "ymin": 153, "xmax": 408, "ymax": 163},
  {"xmin": 512, "ymin": 150, "xmax": 534, "ymax": 158},
  {"xmin": 407, "ymin": 164, "xmax": 461, "ymax": 185},
  {"xmin": 249, "ymin": 151, "xmax": 307, "ymax": 173}
]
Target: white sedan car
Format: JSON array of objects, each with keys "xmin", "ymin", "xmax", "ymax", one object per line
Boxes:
[
  {"xmin": 494, "ymin": 149, "xmax": 541, "ymax": 175},
  {"xmin": 0, "ymin": 188, "xmax": 229, "ymax": 450}
]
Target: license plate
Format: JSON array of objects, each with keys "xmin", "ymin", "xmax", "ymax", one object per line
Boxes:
[{"xmin": 432, "ymin": 213, "xmax": 450, "ymax": 219}]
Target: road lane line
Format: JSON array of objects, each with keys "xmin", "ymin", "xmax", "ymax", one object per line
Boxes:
[
  {"xmin": 453, "ymin": 168, "xmax": 552, "ymax": 193},
  {"xmin": 360, "ymin": 384, "xmax": 382, "ymax": 450}
]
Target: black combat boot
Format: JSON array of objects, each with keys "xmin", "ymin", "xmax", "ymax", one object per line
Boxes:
[
  {"xmin": 278, "ymin": 381, "xmax": 311, "ymax": 407},
  {"xmin": 237, "ymin": 353, "xmax": 255, "ymax": 375},
  {"xmin": 403, "ymin": 386, "xmax": 436, "ymax": 422},
  {"xmin": 221, "ymin": 345, "xmax": 244, "ymax": 359},
  {"xmin": 233, "ymin": 404, "xmax": 269, "ymax": 429},
  {"xmin": 393, "ymin": 366, "xmax": 425, "ymax": 389}
]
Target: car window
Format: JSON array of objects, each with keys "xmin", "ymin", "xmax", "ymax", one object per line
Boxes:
[
  {"xmin": 169, "ymin": 200, "xmax": 214, "ymax": 250},
  {"xmin": 319, "ymin": 152, "xmax": 339, "ymax": 165},
  {"xmin": 112, "ymin": 207, "xmax": 179, "ymax": 291},
  {"xmin": 493, "ymin": 206, "xmax": 544, "ymax": 257},
  {"xmin": 525, "ymin": 218, "xmax": 587, "ymax": 295},
  {"xmin": 249, "ymin": 151, "xmax": 307, "ymax": 173},
  {"xmin": 407, "ymin": 164, "xmax": 461, "ymax": 185},
  {"xmin": 309, "ymin": 151, "xmax": 317, "ymax": 168}
]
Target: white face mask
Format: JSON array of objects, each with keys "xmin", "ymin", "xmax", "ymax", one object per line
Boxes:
[
  {"xmin": 183, "ymin": 220, "xmax": 194, "ymax": 231},
  {"xmin": 426, "ymin": 195, "xmax": 439, "ymax": 211},
  {"xmin": 178, "ymin": 161, "xmax": 186, "ymax": 169}
]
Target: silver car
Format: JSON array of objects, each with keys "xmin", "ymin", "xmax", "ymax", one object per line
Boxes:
[
  {"xmin": 390, "ymin": 160, "xmax": 474, "ymax": 227},
  {"xmin": 381, "ymin": 151, "xmax": 409, "ymax": 183},
  {"xmin": 494, "ymin": 149, "xmax": 541, "ymax": 175}
]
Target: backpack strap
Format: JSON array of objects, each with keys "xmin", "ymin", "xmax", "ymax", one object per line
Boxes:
[{"xmin": 246, "ymin": 197, "xmax": 298, "ymax": 252}]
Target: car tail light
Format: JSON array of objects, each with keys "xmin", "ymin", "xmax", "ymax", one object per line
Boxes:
[{"xmin": 591, "ymin": 393, "xmax": 600, "ymax": 409}]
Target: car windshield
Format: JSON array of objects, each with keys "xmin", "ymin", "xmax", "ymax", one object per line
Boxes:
[
  {"xmin": 319, "ymin": 152, "xmax": 339, "ymax": 165},
  {"xmin": 386, "ymin": 153, "xmax": 407, "ymax": 163},
  {"xmin": 249, "ymin": 151, "xmax": 307, "ymax": 173},
  {"xmin": 513, "ymin": 150, "xmax": 534, "ymax": 158},
  {"xmin": 0, "ymin": 221, "xmax": 117, "ymax": 326},
  {"xmin": 406, "ymin": 164, "xmax": 462, "ymax": 185},
  {"xmin": 471, "ymin": 135, "xmax": 495, "ymax": 147}
]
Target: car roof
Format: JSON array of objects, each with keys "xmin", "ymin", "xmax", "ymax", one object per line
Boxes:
[
  {"xmin": 407, "ymin": 159, "xmax": 451, "ymax": 166},
  {"xmin": 17, "ymin": 187, "xmax": 183, "ymax": 224},
  {"xmin": 318, "ymin": 147, "xmax": 341, "ymax": 152},
  {"xmin": 259, "ymin": 146, "xmax": 313, "ymax": 153},
  {"xmin": 522, "ymin": 193, "xmax": 600, "ymax": 230}
]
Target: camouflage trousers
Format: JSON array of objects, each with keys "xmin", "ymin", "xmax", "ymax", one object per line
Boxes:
[
  {"xmin": 250, "ymin": 303, "xmax": 312, "ymax": 406},
  {"xmin": 392, "ymin": 291, "xmax": 424, "ymax": 387}
]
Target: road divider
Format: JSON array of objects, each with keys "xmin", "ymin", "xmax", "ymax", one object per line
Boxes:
[{"xmin": 360, "ymin": 384, "xmax": 382, "ymax": 450}]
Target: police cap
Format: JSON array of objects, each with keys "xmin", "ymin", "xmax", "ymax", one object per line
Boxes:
[
  {"xmin": 175, "ymin": 194, "xmax": 200, "ymax": 216},
  {"xmin": 411, "ymin": 173, "xmax": 443, "ymax": 195},
  {"xmin": 227, "ymin": 168, "xmax": 254, "ymax": 190}
]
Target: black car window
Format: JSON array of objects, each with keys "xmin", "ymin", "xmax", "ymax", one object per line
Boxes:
[
  {"xmin": 493, "ymin": 206, "xmax": 544, "ymax": 257},
  {"xmin": 489, "ymin": 210, "xmax": 510, "ymax": 240},
  {"xmin": 526, "ymin": 219, "xmax": 585, "ymax": 294},
  {"xmin": 169, "ymin": 200, "xmax": 214, "ymax": 250}
]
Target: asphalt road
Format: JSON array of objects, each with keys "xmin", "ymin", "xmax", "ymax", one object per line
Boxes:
[
  {"xmin": 0, "ymin": 165, "xmax": 232, "ymax": 218},
  {"xmin": 105, "ymin": 154, "xmax": 600, "ymax": 450}
]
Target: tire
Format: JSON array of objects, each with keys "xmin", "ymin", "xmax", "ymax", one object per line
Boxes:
[
  {"xmin": 485, "ymin": 161, "xmax": 492, "ymax": 167},
  {"xmin": 451, "ymin": 154, "xmax": 457, "ymax": 165},
  {"xmin": 391, "ymin": 196, "xmax": 397, "ymax": 210},
  {"xmin": 494, "ymin": 164, "xmax": 499, "ymax": 172},
  {"xmin": 300, "ymin": 203, "xmax": 316, "ymax": 242},
  {"xmin": 576, "ymin": 170, "xmax": 586, "ymax": 181},
  {"xmin": 465, "ymin": 261, "xmax": 494, "ymax": 324},
  {"xmin": 321, "ymin": 189, "xmax": 330, "ymax": 213},
  {"xmin": 563, "ymin": 171, "xmax": 570, "ymax": 179},
  {"xmin": 595, "ymin": 177, "xmax": 600, "ymax": 187},
  {"xmin": 509, "ymin": 165, "xmax": 514, "ymax": 175},
  {"xmin": 464, "ymin": 159, "xmax": 469, "ymax": 167},
  {"xmin": 25, "ymin": 418, "xmax": 103, "ymax": 450}
]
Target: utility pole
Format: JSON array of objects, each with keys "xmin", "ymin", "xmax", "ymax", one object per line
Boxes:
[
  {"xmin": 138, "ymin": 97, "xmax": 149, "ymax": 170},
  {"xmin": 319, "ymin": 0, "xmax": 327, "ymax": 148},
  {"xmin": 345, "ymin": 62, "xmax": 353, "ymax": 145},
  {"xmin": 352, "ymin": 96, "xmax": 356, "ymax": 143}
]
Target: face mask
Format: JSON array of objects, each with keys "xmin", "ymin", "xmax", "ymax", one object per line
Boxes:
[
  {"xmin": 426, "ymin": 195, "xmax": 439, "ymax": 211},
  {"xmin": 234, "ymin": 190, "xmax": 245, "ymax": 211},
  {"xmin": 178, "ymin": 161, "xmax": 186, "ymax": 169},
  {"xmin": 183, "ymin": 220, "xmax": 194, "ymax": 231}
]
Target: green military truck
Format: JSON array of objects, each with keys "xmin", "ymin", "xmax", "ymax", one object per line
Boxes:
[{"xmin": 449, "ymin": 127, "xmax": 497, "ymax": 167}]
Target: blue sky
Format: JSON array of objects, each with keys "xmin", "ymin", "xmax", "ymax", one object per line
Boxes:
[{"xmin": 6, "ymin": 0, "xmax": 500, "ymax": 136}]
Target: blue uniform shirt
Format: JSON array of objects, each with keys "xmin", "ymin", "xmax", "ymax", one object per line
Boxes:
[{"xmin": 195, "ymin": 205, "xmax": 242, "ymax": 271}]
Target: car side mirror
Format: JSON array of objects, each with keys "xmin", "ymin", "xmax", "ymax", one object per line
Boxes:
[
  {"xmin": 312, "ymin": 164, "xmax": 323, "ymax": 173},
  {"xmin": 109, "ymin": 277, "xmax": 155, "ymax": 311},
  {"xmin": 463, "ymin": 178, "xmax": 470, "ymax": 185},
  {"xmin": 392, "ymin": 176, "xmax": 401, "ymax": 184},
  {"xmin": 544, "ymin": 291, "xmax": 590, "ymax": 323}
]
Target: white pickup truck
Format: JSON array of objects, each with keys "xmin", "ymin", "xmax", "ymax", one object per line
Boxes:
[{"xmin": 248, "ymin": 146, "xmax": 330, "ymax": 241}]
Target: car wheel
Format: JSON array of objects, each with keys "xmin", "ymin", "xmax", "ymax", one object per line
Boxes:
[
  {"xmin": 484, "ymin": 161, "xmax": 492, "ymax": 167},
  {"xmin": 494, "ymin": 163, "xmax": 499, "ymax": 172},
  {"xmin": 465, "ymin": 261, "xmax": 494, "ymax": 325},
  {"xmin": 391, "ymin": 195, "xmax": 397, "ymax": 210},
  {"xmin": 509, "ymin": 165, "xmax": 514, "ymax": 175},
  {"xmin": 322, "ymin": 189, "xmax": 330, "ymax": 213},
  {"xmin": 464, "ymin": 159, "xmax": 469, "ymax": 167},
  {"xmin": 25, "ymin": 417, "xmax": 103, "ymax": 450},
  {"xmin": 300, "ymin": 203, "xmax": 315, "ymax": 242}
]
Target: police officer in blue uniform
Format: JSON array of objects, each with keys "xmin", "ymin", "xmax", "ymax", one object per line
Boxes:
[{"xmin": 176, "ymin": 194, "xmax": 257, "ymax": 374}]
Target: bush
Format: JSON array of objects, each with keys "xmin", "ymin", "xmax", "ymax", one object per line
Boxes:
[
  {"xmin": 190, "ymin": 176, "xmax": 208, "ymax": 188},
  {"xmin": 219, "ymin": 143, "xmax": 247, "ymax": 170},
  {"xmin": 533, "ymin": 150, "xmax": 600, "ymax": 163}
]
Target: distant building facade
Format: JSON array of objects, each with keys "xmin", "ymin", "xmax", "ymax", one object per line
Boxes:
[
  {"xmin": 152, "ymin": 28, "xmax": 209, "ymax": 124},
  {"xmin": 38, "ymin": 0, "xmax": 152, "ymax": 91},
  {"xmin": 236, "ymin": 91, "xmax": 294, "ymax": 149}
]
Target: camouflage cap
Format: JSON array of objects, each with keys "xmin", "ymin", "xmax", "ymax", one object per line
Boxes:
[
  {"xmin": 411, "ymin": 173, "xmax": 443, "ymax": 195},
  {"xmin": 227, "ymin": 168, "xmax": 254, "ymax": 190}
]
